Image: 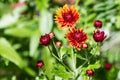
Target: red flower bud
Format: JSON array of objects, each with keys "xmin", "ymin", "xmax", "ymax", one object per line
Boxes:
[
  {"xmin": 36, "ymin": 60, "xmax": 44, "ymax": 68},
  {"xmin": 56, "ymin": 41, "xmax": 62, "ymax": 47},
  {"xmin": 93, "ymin": 30, "xmax": 106, "ymax": 42},
  {"xmin": 86, "ymin": 69, "xmax": 94, "ymax": 76},
  {"xmin": 94, "ymin": 20, "xmax": 102, "ymax": 28},
  {"xmin": 49, "ymin": 32, "xmax": 55, "ymax": 38},
  {"xmin": 104, "ymin": 63, "xmax": 112, "ymax": 70},
  {"xmin": 82, "ymin": 43, "xmax": 88, "ymax": 49},
  {"xmin": 40, "ymin": 34, "xmax": 51, "ymax": 45}
]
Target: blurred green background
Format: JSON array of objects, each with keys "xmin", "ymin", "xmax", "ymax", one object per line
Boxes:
[{"xmin": 0, "ymin": 0, "xmax": 120, "ymax": 80}]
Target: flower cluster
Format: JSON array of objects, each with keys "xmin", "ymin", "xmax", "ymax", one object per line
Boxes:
[
  {"xmin": 55, "ymin": 4, "xmax": 88, "ymax": 50},
  {"xmin": 38, "ymin": 4, "xmax": 109, "ymax": 79},
  {"xmin": 40, "ymin": 4, "xmax": 88, "ymax": 50}
]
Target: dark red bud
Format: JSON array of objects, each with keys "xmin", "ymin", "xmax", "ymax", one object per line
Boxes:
[
  {"xmin": 94, "ymin": 20, "xmax": 102, "ymax": 28},
  {"xmin": 86, "ymin": 69, "xmax": 94, "ymax": 76},
  {"xmin": 36, "ymin": 60, "xmax": 44, "ymax": 68},
  {"xmin": 93, "ymin": 30, "xmax": 106, "ymax": 42},
  {"xmin": 82, "ymin": 43, "xmax": 88, "ymax": 49},
  {"xmin": 40, "ymin": 34, "xmax": 51, "ymax": 45},
  {"xmin": 56, "ymin": 41, "xmax": 62, "ymax": 47},
  {"xmin": 49, "ymin": 32, "xmax": 55, "ymax": 38},
  {"xmin": 104, "ymin": 63, "xmax": 112, "ymax": 70}
]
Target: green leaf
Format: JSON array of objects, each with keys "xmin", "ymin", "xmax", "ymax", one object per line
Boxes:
[
  {"xmin": 24, "ymin": 67, "xmax": 36, "ymax": 77},
  {"xmin": 94, "ymin": 3, "xmax": 106, "ymax": 11},
  {"xmin": 0, "ymin": 13, "xmax": 19, "ymax": 29},
  {"xmin": 81, "ymin": 61, "xmax": 101, "ymax": 72},
  {"xmin": 84, "ymin": 0, "xmax": 95, "ymax": 6},
  {"xmin": 59, "ymin": 47, "xmax": 67, "ymax": 59},
  {"xmin": 62, "ymin": 47, "xmax": 76, "ymax": 71},
  {"xmin": 96, "ymin": 9, "xmax": 116, "ymax": 19},
  {"xmin": 80, "ymin": 61, "xmax": 101, "ymax": 79},
  {"xmin": 29, "ymin": 30, "xmax": 40, "ymax": 57},
  {"xmin": 35, "ymin": 0, "xmax": 49, "ymax": 11},
  {"xmin": 0, "ymin": 38, "xmax": 36, "ymax": 76},
  {"xmin": 0, "ymin": 38, "xmax": 24, "ymax": 68},
  {"xmin": 87, "ymin": 61, "xmax": 101, "ymax": 69},
  {"xmin": 76, "ymin": 54, "xmax": 87, "ymax": 61},
  {"xmin": 53, "ymin": 28, "xmax": 67, "ymax": 40},
  {"xmin": 4, "ymin": 28, "xmax": 34, "ymax": 38},
  {"xmin": 39, "ymin": 10, "xmax": 53, "ymax": 34},
  {"xmin": 42, "ymin": 47, "xmax": 55, "ymax": 80},
  {"xmin": 54, "ymin": 76, "xmax": 62, "ymax": 80},
  {"xmin": 115, "ymin": 16, "xmax": 120, "ymax": 29},
  {"xmin": 63, "ymin": 55, "xmax": 76, "ymax": 72},
  {"xmin": 82, "ymin": 75, "xmax": 89, "ymax": 80},
  {"xmin": 86, "ymin": 13, "xmax": 96, "ymax": 22},
  {"xmin": 94, "ymin": 1, "xmax": 115, "ymax": 11},
  {"xmin": 67, "ymin": 47, "xmax": 74, "ymax": 59},
  {"xmin": 90, "ymin": 46, "xmax": 100, "ymax": 55},
  {"xmin": 115, "ymin": 0, "xmax": 120, "ymax": 4},
  {"xmin": 53, "ymin": 64, "xmax": 74, "ymax": 79},
  {"xmin": 101, "ymin": 32, "xmax": 120, "ymax": 63}
]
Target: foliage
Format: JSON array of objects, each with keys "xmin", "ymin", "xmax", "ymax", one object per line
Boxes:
[{"xmin": 0, "ymin": 0, "xmax": 120, "ymax": 80}]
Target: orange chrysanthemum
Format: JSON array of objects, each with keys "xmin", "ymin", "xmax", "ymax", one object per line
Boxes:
[
  {"xmin": 66, "ymin": 28, "xmax": 88, "ymax": 50},
  {"xmin": 55, "ymin": 4, "xmax": 80, "ymax": 28}
]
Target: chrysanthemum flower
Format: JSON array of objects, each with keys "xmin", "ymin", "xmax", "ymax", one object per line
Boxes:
[
  {"xmin": 66, "ymin": 28, "xmax": 88, "ymax": 50},
  {"xmin": 55, "ymin": 4, "xmax": 80, "ymax": 28}
]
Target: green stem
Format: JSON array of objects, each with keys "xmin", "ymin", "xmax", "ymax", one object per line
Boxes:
[
  {"xmin": 52, "ymin": 39, "xmax": 60, "ymax": 58},
  {"xmin": 48, "ymin": 46, "xmax": 61, "ymax": 61},
  {"xmin": 38, "ymin": 69, "xmax": 49, "ymax": 80},
  {"xmin": 61, "ymin": 61, "xmax": 73, "ymax": 72},
  {"xmin": 38, "ymin": 69, "xmax": 43, "ymax": 76},
  {"xmin": 89, "ymin": 77, "xmax": 92, "ymax": 80},
  {"xmin": 77, "ymin": 55, "xmax": 94, "ymax": 71},
  {"xmin": 47, "ymin": 46, "xmax": 73, "ymax": 72},
  {"xmin": 75, "ymin": 0, "xmax": 80, "ymax": 6},
  {"xmin": 76, "ymin": 55, "xmax": 94, "ymax": 79}
]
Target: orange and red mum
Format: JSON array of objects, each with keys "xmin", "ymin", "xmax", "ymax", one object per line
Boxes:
[
  {"xmin": 66, "ymin": 28, "xmax": 88, "ymax": 50},
  {"xmin": 55, "ymin": 4, "xmax": 80, "ymax": 28}
]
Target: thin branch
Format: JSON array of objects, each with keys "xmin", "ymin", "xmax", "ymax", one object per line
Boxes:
[
  {"xmin": 48, "ymin": 46, "xmax": 73, "ymax": 72},
  {"xmin": 48, "ymin": 46, "xmax": 61, "ymax": 61}
]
